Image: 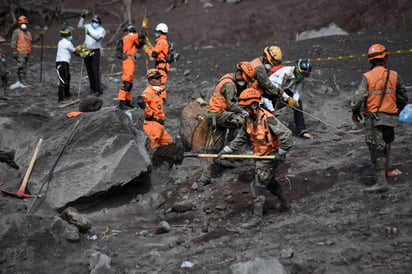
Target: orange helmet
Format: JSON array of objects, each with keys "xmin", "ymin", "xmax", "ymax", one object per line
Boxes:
[
  {"xmin": 146, "ymin": 69, "xmax": 161, "ymax": 79},
  {"xmin": 238, "ymin": 88, "xmax": 261, "ymax": 106},
  {"xmin": 237, "ymin": 61, "xmax": 255, "ymax": 82},
  {"xmin": 263, "ymin": 46, "xmax": 282, "ymax": 66},
  {"xmin": 18, "ymin": 15, "xmax": 28, "ymax": 24},
  {"xmin": 367, "ymin": 44, "xmax": 388, "ymax": 61}
]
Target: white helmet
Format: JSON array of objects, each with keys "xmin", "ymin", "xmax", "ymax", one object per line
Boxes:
[{"xmin": 155, "ymin": 23, "xmax": 168, "ymax": 34}]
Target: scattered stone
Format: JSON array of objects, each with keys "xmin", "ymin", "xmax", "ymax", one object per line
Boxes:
[
  {"xmin": 172, "ymin": 200, "xmax": 193, "ymax": 212},
  {"xmin": 155, "ymin": 221, "xmax": 171, "ymax": 234},
  {"xmin": 60, "ymin": 207, "xmax": 91, "ymax": 233},
  {"xmin": 280, "ymin": 248, "xmax": 294, "ymax": 259},
  {"xmin": 230, "ymin": 257, "xmax": 287, "ymax": 274},
  {"xmin": 87, "ymin": 250, "xmax": 113, "ymax": 274}
]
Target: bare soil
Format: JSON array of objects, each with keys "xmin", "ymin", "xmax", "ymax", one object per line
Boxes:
[{"xmin": 1, "ymin": 1, "xmax": 411, "ymax": 273}]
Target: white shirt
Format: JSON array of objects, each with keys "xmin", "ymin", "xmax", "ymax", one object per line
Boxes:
[
  {"xmin": 78, "ymin": 18, "xmax": 106, "ymax": 49},
  {"xmin": 261, "ymin": 66, "xmax": 304, "ymax": 111},
  {"xmin": 56, "ymin": 38, "xmax": 76, "ymax": 63}
]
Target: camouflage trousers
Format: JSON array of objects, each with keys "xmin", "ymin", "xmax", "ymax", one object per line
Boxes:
[
  {"xmin": 14, "ymin": 53, "xmax": 29, "ymax": 79},
  {"xmin": 364, "ymin": 118, "xmax": 394, "ymax": 170}
]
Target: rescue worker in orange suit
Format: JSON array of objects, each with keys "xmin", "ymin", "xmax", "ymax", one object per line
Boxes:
[
  {"xmin": 217, "ymin": 88, "xmax": 293, "ymax": 229},
  {"xmin": 198, "ymin": 62, "xmax": 256, "ymax": 185},
  {"xmin": 117, "ymin": 24, "xmax": 145, "ymax": 110},
  {"xmin": 249, "ymin": 46, "xmax": 299, "ymax": 108},
  {"xmin": 137, "ymin": 69, "xmax": 174, "ymax": 149},
  {"xmin": 144, "ymin": 23, "xmax": 171, "ymax": 101},
  {"xmin": 10, "ymin": 15, "xmax": 44, "ymax": 87},
  {"xmin": 351, "ymin": 44, "xmax": 408, "ymax": 193}
]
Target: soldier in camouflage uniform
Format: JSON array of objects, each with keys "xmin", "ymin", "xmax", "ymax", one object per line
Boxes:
[
  {"xmin": 198, "ymin": 62, "xmax": 256, "ymax": 185},
  {"xmin": 218, "ymin": 88, "xmax": 293, "ymax": 229},
  {"xmin": 351, "ymin": 44, "xmax": 408, "ymax": 193}
]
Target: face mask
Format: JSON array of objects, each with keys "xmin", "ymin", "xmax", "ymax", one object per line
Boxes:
[
  {"xmin": 153, "ymin": 86, "xmax": 162, "ymax": 92},
  {"xmin": 67, "ymin": 36, "xmax": 73, "ymax": 41},
  {"xmin": 264, "ymin": 64, "xmax": 272, "ymax": 70},
  {"xmin": 155, "ymin": 33, "xmax": 160, "ymax": 38},
  {"xmin": 20, "ymin": 24, "xmax": 27, "ymax": 30},
  {"xmin": 237, "ymin": 80, "xmax": 246, "ymax": 87},
  {"xmin": 91, "ymin": 22, "xmax": 99, "ymax": 29}
]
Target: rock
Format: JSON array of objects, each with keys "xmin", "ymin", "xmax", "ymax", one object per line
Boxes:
[
  {"xmin": 87, "ymin": 250, "xmax": 113, "ymax": 274},
  {"xmin": 155, "ymin": 221, "xmax": 171, "ymax": 234},
  {"xmin": 172, "ymin": 200, "xmax": 193, "ymax": 212},
  {"xmin": 60, "ymin": 207, "xmax": 92, "ymax": 233},
  {"xmin": 79, "ymin": 97, "xmax": 103, "ymax": 112},
  {"xmin": 230, "ymin": 257, "xmax": 287, "ymax": 274}
]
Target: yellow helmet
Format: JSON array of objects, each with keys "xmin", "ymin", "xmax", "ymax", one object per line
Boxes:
[
  {"xmin": 263, "ymin": 46, "xmax": 282, "ymax": 66},
  {"xmin": 238, "ymin": 88, "xmax": 261, "ymax": 106}
]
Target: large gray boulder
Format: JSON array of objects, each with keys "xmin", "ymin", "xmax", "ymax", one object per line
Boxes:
[{"xmin": 1, "ymin": 106, "xmax": 151, "ymax": 210}]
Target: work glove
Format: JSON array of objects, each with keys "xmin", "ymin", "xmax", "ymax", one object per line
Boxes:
[
  {"xmin": 84, "ymin": 28, "xmax": 90, "ymax": 35},
  {"xmin": 217, "ymin": 146, "xmax": 233, "ymax": 159},
  {"xmin": 274, "ymin": 148, "xmax": 288, "ymax": 164},
  {"xmin": 287, "ymin": 97, "xmax": 299, "ymax": 108},
  {"xmin": 80, "ymin": 9, "xmax": 89, "ymax": 18},
  {"xmin": 278, "ymin": 87, "xmax": 284, "ymax": 96}
]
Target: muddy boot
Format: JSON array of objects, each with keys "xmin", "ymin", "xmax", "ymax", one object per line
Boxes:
[
  {"xmin": 118, "ymin": 100, "xmax": 132, "ymax": 110},
  {"xmin": 365, "ymin": 170, "xmax": 389, "ymax": 193},
  {"xmin": 267, "ymin": 181, "xmax": 290, "ymax": 212},
  {"xmin": 198, "ymin": 159, "xmax": 215, "ymax": 186},
  {"xmin": 240, "ymin": 195, "xmax": 265, "ymax": 229}
]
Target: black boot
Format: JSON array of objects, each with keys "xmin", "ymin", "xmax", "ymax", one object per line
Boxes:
[
  {"xmin": 119, "ymin": 100, "xmax": 132, "ymax": 110},
  {"xmin": 267, "ymin": 181, "xmax": 290, "ymax": 212},
  {"xmin": 125, "ymin": 99, "xmax": 135, "ymax": 109}
]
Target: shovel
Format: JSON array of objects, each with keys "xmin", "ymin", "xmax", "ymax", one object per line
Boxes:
[
  {"xmin": 1, "ymin": 138, "xmax": 43, "ymax": 198},
  {"xmin": 183, "ymin": 152, "xmax": 275, "ymax": 160}
]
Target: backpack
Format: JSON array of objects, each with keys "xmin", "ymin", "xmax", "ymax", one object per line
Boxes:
[
  {"xmin": 115, "ymin": 37, "xmax": 126, "ymax": 60},
  {"xmin": 165, "ymin": 40, "xmax": 180, "ymax": 63}
]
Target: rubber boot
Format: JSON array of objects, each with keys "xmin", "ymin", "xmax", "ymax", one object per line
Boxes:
[
  {"xmin": 365, "ymin": 170, "xmax": 389, "ymax": 193},
  {"xmin": 267, "ymin": 181, "xmax": 290, "ymax": 212},
  {"xmin": 125, "ymin": 99, "xmax": 135, "ymax": 109},
  {"xmin": 198, "ymin": 158, "xmax": 215, "ymax": 186},
  {"xmin": 119, "ymin": 100, "xmax": 132, "ymax": 110},
  {"xmin": 240, "ymin": 195, "xmax": 265, "ymax": 229}
]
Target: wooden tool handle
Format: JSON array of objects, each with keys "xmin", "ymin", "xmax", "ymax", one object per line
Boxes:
[{"xmin": 19, "ymin": 138, "xmax": 43, "ymax": 192}]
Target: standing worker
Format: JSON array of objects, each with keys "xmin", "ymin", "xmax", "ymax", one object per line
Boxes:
[
  {"xmin": 217, "ymin": 88, "xmax": 293, "ymax": 229},
  {"xmin": 198, "ymin": 62, "xmax": 255, "ymax": 185},
  {"xmin": 138, "ymin": 69, "xmax": 174, "ymax": 149},
  {"xmin": 144, "ymin": 23, "xmax": 172, "ymax": 101},
  {"xmin": 249, "ymin": 46, "xmax": 298, "ymax": 107},
  {"xmin": 264, "ymin": 59, "xmax": 315, "ymax": 139},
  {"xmin": 56, "ymin": 26, "xmax": 80, "ymax": 103},
  {"xmin": 351, "ymin": 44, "xmax": 408, "ymax": 193},
  {"xmin": 117, "ymin": 24, "xmax": 145, "ymax": 110},
  {"xmin": 10, "ymin": 15, "xmax": 44, "ymax": 87},
  {"xmin": 78, "ymin": 10, "xmax": 106, "ymax": 97}
]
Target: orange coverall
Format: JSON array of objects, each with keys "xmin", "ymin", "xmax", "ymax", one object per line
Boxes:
[
  {"xmin": 145, "ymin": 34, "xmax": 170, "ymax": 99},
  {"xmin": 141, "ymin": 84, "xmax": 174, "ymax": 148},
  {"xmin": 117, "ymin": 33, "xmax": 143, "ymax": 102}
]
